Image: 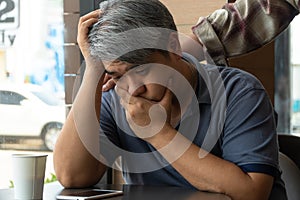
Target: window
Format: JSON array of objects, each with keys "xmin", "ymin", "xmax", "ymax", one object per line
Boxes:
[
  {"xmin": 275, "ymin": 14, "xmax": 300, "ymax": 135},
  {"xmin": 0, "ymin": 0, "xmax": 64, "ymax": 189},
  {"xmin": 291, "ymin": 15, "xmax": 300, "ymax": 134}
]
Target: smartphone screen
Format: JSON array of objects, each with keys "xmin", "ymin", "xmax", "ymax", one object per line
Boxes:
[{"xmin": 56, "ymin": 189, "xmax": 123, "ymax": 200}]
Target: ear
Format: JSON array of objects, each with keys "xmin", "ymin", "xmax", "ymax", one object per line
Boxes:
[{"xmin": 167, "ymin": 32, "xmax": 182, "ymax": 60}]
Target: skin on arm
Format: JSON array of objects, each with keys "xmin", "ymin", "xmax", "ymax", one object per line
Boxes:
[
  {"xmin": 116, "ymin": 83, "xmax": 274, "ymax": 200},
  {"xmin": 151, "ymin": 129, "xmax": 274, "ymax": 200},
  {"xmin": 53, "ymin": 10, "xmax": 107, "ymax": 188}
]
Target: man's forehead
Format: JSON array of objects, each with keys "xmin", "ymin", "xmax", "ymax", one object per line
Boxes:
[
  {"xmin": 103, "ymin": 52, "xmax": 169, "ymax": 74},
  {"xmin": 103, "ymin": 60, "xmax": 137, "ymax": 75},
  {"xmin": 103, "ymin": 52, "xmax": 163, "ymax": 67},
  {"xmin": 103, "ymin": 60, "xmax": 128, "ymax": 69},
  {"xmin": 103, "ymin": 60, "xmax": 129, "ymax": 67}
]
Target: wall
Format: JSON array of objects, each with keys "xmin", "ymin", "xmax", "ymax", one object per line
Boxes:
[
  {"xmin": 63, "ymin": 0, "xmax": 81, "ymax": 111},
  {"xmin": 160, "ymin": 0, "xmax": 225, "ymax": 35}
]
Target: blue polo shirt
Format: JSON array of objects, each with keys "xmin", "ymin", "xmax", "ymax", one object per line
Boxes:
[{"xmin": 99, "ymin": 53, "xmax": 287, "ymax": 199}]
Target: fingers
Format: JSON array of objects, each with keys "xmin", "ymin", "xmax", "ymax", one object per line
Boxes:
[
  {"xmin": 102, "ymin": 78, "xmax": 116, "ymax": 92},
  {"xmin": 103, "ymin": 73, "xmax": 111, "ymax": 83},
  {"xmin": 115, "ymin": 86, "xmax": 133, "ymax": 104},
  {"xmin": 160, "ymin": 79, "xmax": 173, "ymax": 108},
  {"xmin": 78, "ymin": 9, "xmax": 101, "ymax": 32},
  {"xmin": 78, "ymin": 10, "xmax": 100, "ymax": 37},
  {"xmin": 116, "ymin": 88, "xmax": 132, "ymax": 112},
  {"xmin": 160, "ymin": 88, "xmax": 172, "ymax": 107},
  {"xmin": 77, "ymin": 9, "xmax": 102, "ymax": 60},
  {"xmin": 79, "ymin": 9, "xmax": 101, "ymax": 24}
]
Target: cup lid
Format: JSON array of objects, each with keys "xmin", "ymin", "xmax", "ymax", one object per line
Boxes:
[{"xmin": 12, "ymin": 154, "xmax": 48, "ymax": 158}]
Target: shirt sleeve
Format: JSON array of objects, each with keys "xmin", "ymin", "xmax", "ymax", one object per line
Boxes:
[
  {"xmin": 192, "ymin": 0, "xmax": 300, "ymax": 66},
  {"xmin": 221, "ymin": 71, "xmax": 279, "ymax": 176}
]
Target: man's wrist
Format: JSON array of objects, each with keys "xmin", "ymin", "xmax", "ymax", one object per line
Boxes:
[{"xmin": 147, "ymin": 124, "xmax": 177, "ymax": 150}]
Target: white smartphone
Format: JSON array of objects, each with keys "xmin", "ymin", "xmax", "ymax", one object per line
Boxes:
[{"xmin": 56, "ymin": 188, "xmax": 123, "ymax": 200}]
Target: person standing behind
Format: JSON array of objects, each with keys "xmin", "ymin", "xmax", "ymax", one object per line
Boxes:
[{"xmin": 188, "ymin": 0, "xmax": 300, "ymax": 66}]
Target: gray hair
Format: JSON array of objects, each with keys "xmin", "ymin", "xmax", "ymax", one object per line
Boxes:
[{"xmin": 88, "ymin": 0, "xmax": 177, "ymax": 64}]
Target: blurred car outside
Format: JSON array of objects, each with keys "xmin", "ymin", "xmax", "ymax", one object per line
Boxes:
[{"xmin": 0, "ymin": 83, "xmax": 65, "ymax": 151}]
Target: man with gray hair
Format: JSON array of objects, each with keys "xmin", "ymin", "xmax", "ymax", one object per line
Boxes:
[{"xmin": 54, "ymin": 1, "xmax": 287, "ymax": 199}]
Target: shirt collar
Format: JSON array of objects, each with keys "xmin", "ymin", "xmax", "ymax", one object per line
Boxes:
[{"xmin": 182, "ymin": 52, "xmax": 212, "ymax": 105}]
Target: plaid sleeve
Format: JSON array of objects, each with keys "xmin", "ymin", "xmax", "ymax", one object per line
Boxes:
[{"xmin": 192, "ymin": 0, "xmax": 300, "ymax": 66}]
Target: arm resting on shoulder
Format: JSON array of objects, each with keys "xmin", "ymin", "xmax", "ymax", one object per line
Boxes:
[{"xmin": 191, "ymin": 0, "xmax": 300, "ymax": 65}]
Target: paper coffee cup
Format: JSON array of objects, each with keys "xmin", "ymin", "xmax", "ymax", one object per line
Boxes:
[{"xmin": 12, "ymin": 154, "xmax": 47, "ymax": 200}]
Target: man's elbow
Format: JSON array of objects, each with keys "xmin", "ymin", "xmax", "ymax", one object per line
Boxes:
[
  {"xmin": 229, "ymin": 173, "xmax": 273, "ymax": 200},
  {"xmin": 56, "ymin": 169, "xmax": 102, "ymax": 189}
]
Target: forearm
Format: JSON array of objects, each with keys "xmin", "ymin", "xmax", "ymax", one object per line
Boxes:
[
  {"xmin": 54, "ymin": 66, "xmax": 106, "ymax": 188},
  {"xmin": 192, "ymin": 0, "xmax": 300, "ymax": 66},
  {"xmin": 149, "ymin": 127, "xmax": 273, "ymax": 200}
]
